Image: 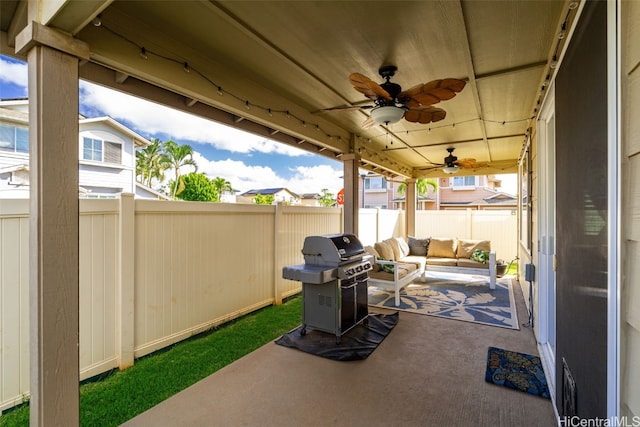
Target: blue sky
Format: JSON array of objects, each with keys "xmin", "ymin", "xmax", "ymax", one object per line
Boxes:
[
  {"xmin": 0, "ymin": 55, "xmax": 516, "ymax": 196},
  {"xmin": 0, "ymin": 55, "xmax": 344, "ymax": 195}
]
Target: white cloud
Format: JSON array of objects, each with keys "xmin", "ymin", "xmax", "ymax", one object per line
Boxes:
[
  {"xmin": 284, "ymin": 165, "xmax": 343, "ymax": 195},
  {"xmin": 1, "ymin": 56, "xmax": 343, "ymax": 196},
  {"xmin": 80, "ymin": 83, "xmax": 310, "ymax": 157},
  {"xmin": 192, "ymin": 152, "xmax": 343, "ymax": 195},
  {"xmin": 0, "ymin": 57, "xmax": 28, "ymax": 95}
]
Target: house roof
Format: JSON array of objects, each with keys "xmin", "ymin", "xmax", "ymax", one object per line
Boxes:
[
  {"xmin": 441, "ymin": 192, "xmax": 517, "ymax": 207},
  {"xmin": 0, "ymin": 100, "xmax": 151, "ymax": 148},
  {"xmin": 80, "ymin": 116, "xmax": 151, "ymax": 148},
  {"xmin": 240, "ymin": 188, "xmax": 300, "ymax": 198},
  {"xmin": 135, "ymin": 182, "xmax": 172, "ymax": 200},
  {"xmin": 0, "ymin": 164, "xmax": 29, "ymax": 174},
  {"xmin": 300, "ymin": 193, "xmax": 320, "ymax": 200}
]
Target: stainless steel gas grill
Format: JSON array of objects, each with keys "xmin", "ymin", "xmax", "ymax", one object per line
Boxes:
[{"xmin": 282, "ymin": 234, "xmax": 372, "ymax": 343}]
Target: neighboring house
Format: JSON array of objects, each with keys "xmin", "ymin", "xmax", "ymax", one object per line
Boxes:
[
  {"xmin": 219, "ymin": 188, "xmax": 239, "ymax": 204},
  {"xmin": 300, "ymin": 193, "xmax": 321, "ymax": 207},
  {"xmin": 0, "ymin": 99, "xmax": 165, "ymax": 199},
  {"xmin": 359, "ymin": 172, "xmax": 393, "ymax": 209},
  {"xmin": 135, "ymin": 182, "xmax": 172, "ymax": 200},
  {"xmin": 237, "ymin": 187, "xmax": 300, "ymax": 205},
  {"xmin": 364, "ymin": 172, "xmax": 516, "ymax": 211},
  {"xmin": 437, "ymin": 175, "xmax": 517, "ymax": 210}
]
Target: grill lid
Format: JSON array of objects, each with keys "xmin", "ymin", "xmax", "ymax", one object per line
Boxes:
[{"xmin": 302, "ymin": 233, "xmax": 365, "ymax": 266}]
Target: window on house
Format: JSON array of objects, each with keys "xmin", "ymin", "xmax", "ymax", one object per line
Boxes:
[
  {"xmin": 82, "ymin": 138, "xmax": 122, "ymax": 164},
  {"xmin": 451, "ymin": 176, "xmax": 476, "ymax": 187},
  {"xmin": 0, "ymin": 124, "xmax": 29, "ymax": 153},
  {"xmin": 83, "ymin": 137, "xmax": 102, "ymax": 161},
  {"xmin": 364, "ymin": 176, "xmax": 387, "ymax": 190}
]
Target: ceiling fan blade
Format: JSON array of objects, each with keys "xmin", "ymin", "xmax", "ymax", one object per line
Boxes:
[
  {"xmin": 404, "ymin": 106, "xmax": 446, "ymax": 124},
  {"xmin": 456, "ymin": 158, "xmax": 487, "ymax": 169},
  {"xmin": 455, "ymin": 158, "xmax": 476, "ymax": 168},
  {"xmin": 316, "ymin": 104, "xmax": 374, "ymax": 112},
  {"xmin": 349, "ymin": 73, "xmax": 393, "ymax": 101},
  {"xmin": 399, "ymin": 78, "xmax": 466, "ymax": 106},
  {"xmin": 416, "ymin": 164, "xmax": 445, "ymax": 171}
]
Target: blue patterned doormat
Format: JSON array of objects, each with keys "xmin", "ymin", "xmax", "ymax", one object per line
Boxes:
[
  {"xmin": 368, "ymin": 271, "xmax": 519, "ymax": 329},
  {"xmin": 485, "ymin": 346, "xmax": 550, "ymax": 399}
]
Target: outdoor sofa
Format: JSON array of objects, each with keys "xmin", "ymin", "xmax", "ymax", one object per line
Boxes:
[{"xmin": 365, "ymin": 236, "xmax": 497, "ymax": 306}]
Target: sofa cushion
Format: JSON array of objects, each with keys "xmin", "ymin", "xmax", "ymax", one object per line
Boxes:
[
  {"xmin": 408, "ymin": 236, "xmax": 430, "ymax": 256},
  {"xmin": 426, "ymin": 257, "xmax": 458, "ymax": 267},
  {"xmin": 374, "ymin": 241, "xmax": 395, "ymax": 261},
  {"xmin": 457, "ymin": 258, "xmax": 490, "ymax": 269},
  {"xmin": 384, "ymin": 238, "xmax": 404, "ymax": 260},
  {"xmin": 399, "ymin": 255, "xmax": 427, "ymax": 271},
  {"xmin": 427, "ymin": 238, "xmax": 457, "ymax": 258},
  {"xmin": 456, "ymin": 239, "xmax": 491, "ymax": 259}
]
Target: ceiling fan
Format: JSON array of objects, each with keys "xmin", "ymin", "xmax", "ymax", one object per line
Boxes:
[
  {"xmin": 320, "ymin": 65, "xmax": 466, "ymax": 128},
  {"xmin": 422, "ymin": 147, "xmax": 485, "ymax": 174}
]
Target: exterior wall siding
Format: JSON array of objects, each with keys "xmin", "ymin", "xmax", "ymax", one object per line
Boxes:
[
  {"xmin": 622, "ymin": 0, "xmax": 640, "ymax": 419},
  {"xmin": 78, "ymin": 164, "xmax": 134, "ymax": 193}
]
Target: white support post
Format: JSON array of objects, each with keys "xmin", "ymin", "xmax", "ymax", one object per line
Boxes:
[
  {"xmin": 274, "ymin": 202, "xmax": 284, "ymax": 305},
  {"xmin": 406, "ymin": 178, "xmax": 416, "ymax": 238},
  {"xmin": 118, "ymin": 193, "xmax": 135, "ymax": 369}
]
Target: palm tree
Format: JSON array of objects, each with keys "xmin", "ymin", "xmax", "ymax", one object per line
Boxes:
[
  {"xmin": 136, "ymin": 138, "xmax": 170, "ymax": 187},
  {"xmin": 164, "ymin": 140, "xmax": 198, "ymax": 199},
  {"xmin": 397, "ymin": 178, "xmax": 438, "ymax": 198},
  {"xmin": 211, "ymin": 177, "xmax": 233, "ymax": 202}
]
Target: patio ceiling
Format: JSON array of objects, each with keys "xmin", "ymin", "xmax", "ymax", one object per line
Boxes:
[{"xmin": 1, "ymin": 0, "xmax": 570, "ymax": 178}]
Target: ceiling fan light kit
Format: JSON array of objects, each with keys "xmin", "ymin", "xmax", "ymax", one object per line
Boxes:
[
  {"xmin": 442, "ymin": 165, "xmax": 460, "ymax": 174},
  {"xmin": 370, "ymin": 105, "xmax": 406, "ymax": 125}
]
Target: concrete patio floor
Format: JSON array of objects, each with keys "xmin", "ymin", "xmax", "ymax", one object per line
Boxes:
[{"xmin": 122, "ymin": 279, "xmax": 558, "ymax": 427}]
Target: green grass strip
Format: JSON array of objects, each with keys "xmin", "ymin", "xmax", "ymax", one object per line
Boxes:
[{"xmin": 1, "ymin": 296, "xmax": 301, "ymax": 427}]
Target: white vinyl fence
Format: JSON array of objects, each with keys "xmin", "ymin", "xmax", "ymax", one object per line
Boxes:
[
  {"xmin": 0, "ymin": 197, "xmax": 344, "ymax": 412},
  {"xmin": 0, "ymin": 201, "xmax": 515, "ymax": 412},
  {"xmin": 415, "ymin": 209, "xmax": 518, "ymax": 262}
]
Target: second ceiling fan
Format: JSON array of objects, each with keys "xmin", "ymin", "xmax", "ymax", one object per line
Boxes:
[
  {"xmin": 420, "ymin": 147, "xmax": 486, "ymax": 174},
  {"xmin": 322, "ymin": 65, "xmax": 466, "ymax": 128}
]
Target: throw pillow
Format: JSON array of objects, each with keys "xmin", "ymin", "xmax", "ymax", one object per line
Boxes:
[
  {"xmin": 470, "ymin": 249, "xmax": 490, "ymax": 264},
  {"xmin": 374, "ymin": 241, "xmax": 395, "ymax": 261},
  {"xmin": 427, "ymin": 237, "xmax": 457, "ymax": 258},
  {"xmin": 396, "ymin": 237, "xmax": 410, "ymax": 258},
  {"xmin": 384, "ymin": 238, "xmax": 404, "ymax": 260},
  {"xmin": 408, "ymin": 236, "xmax": 430, "ymax": 256},
  {"xmin": 457, "ymin": 239, "xmax": 491, "ymax": 259}
]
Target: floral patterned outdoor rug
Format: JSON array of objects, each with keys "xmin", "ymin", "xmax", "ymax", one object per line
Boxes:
[{"xmin": 368, "ymin": 271, "xmax": 519, "ymax": 329}]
